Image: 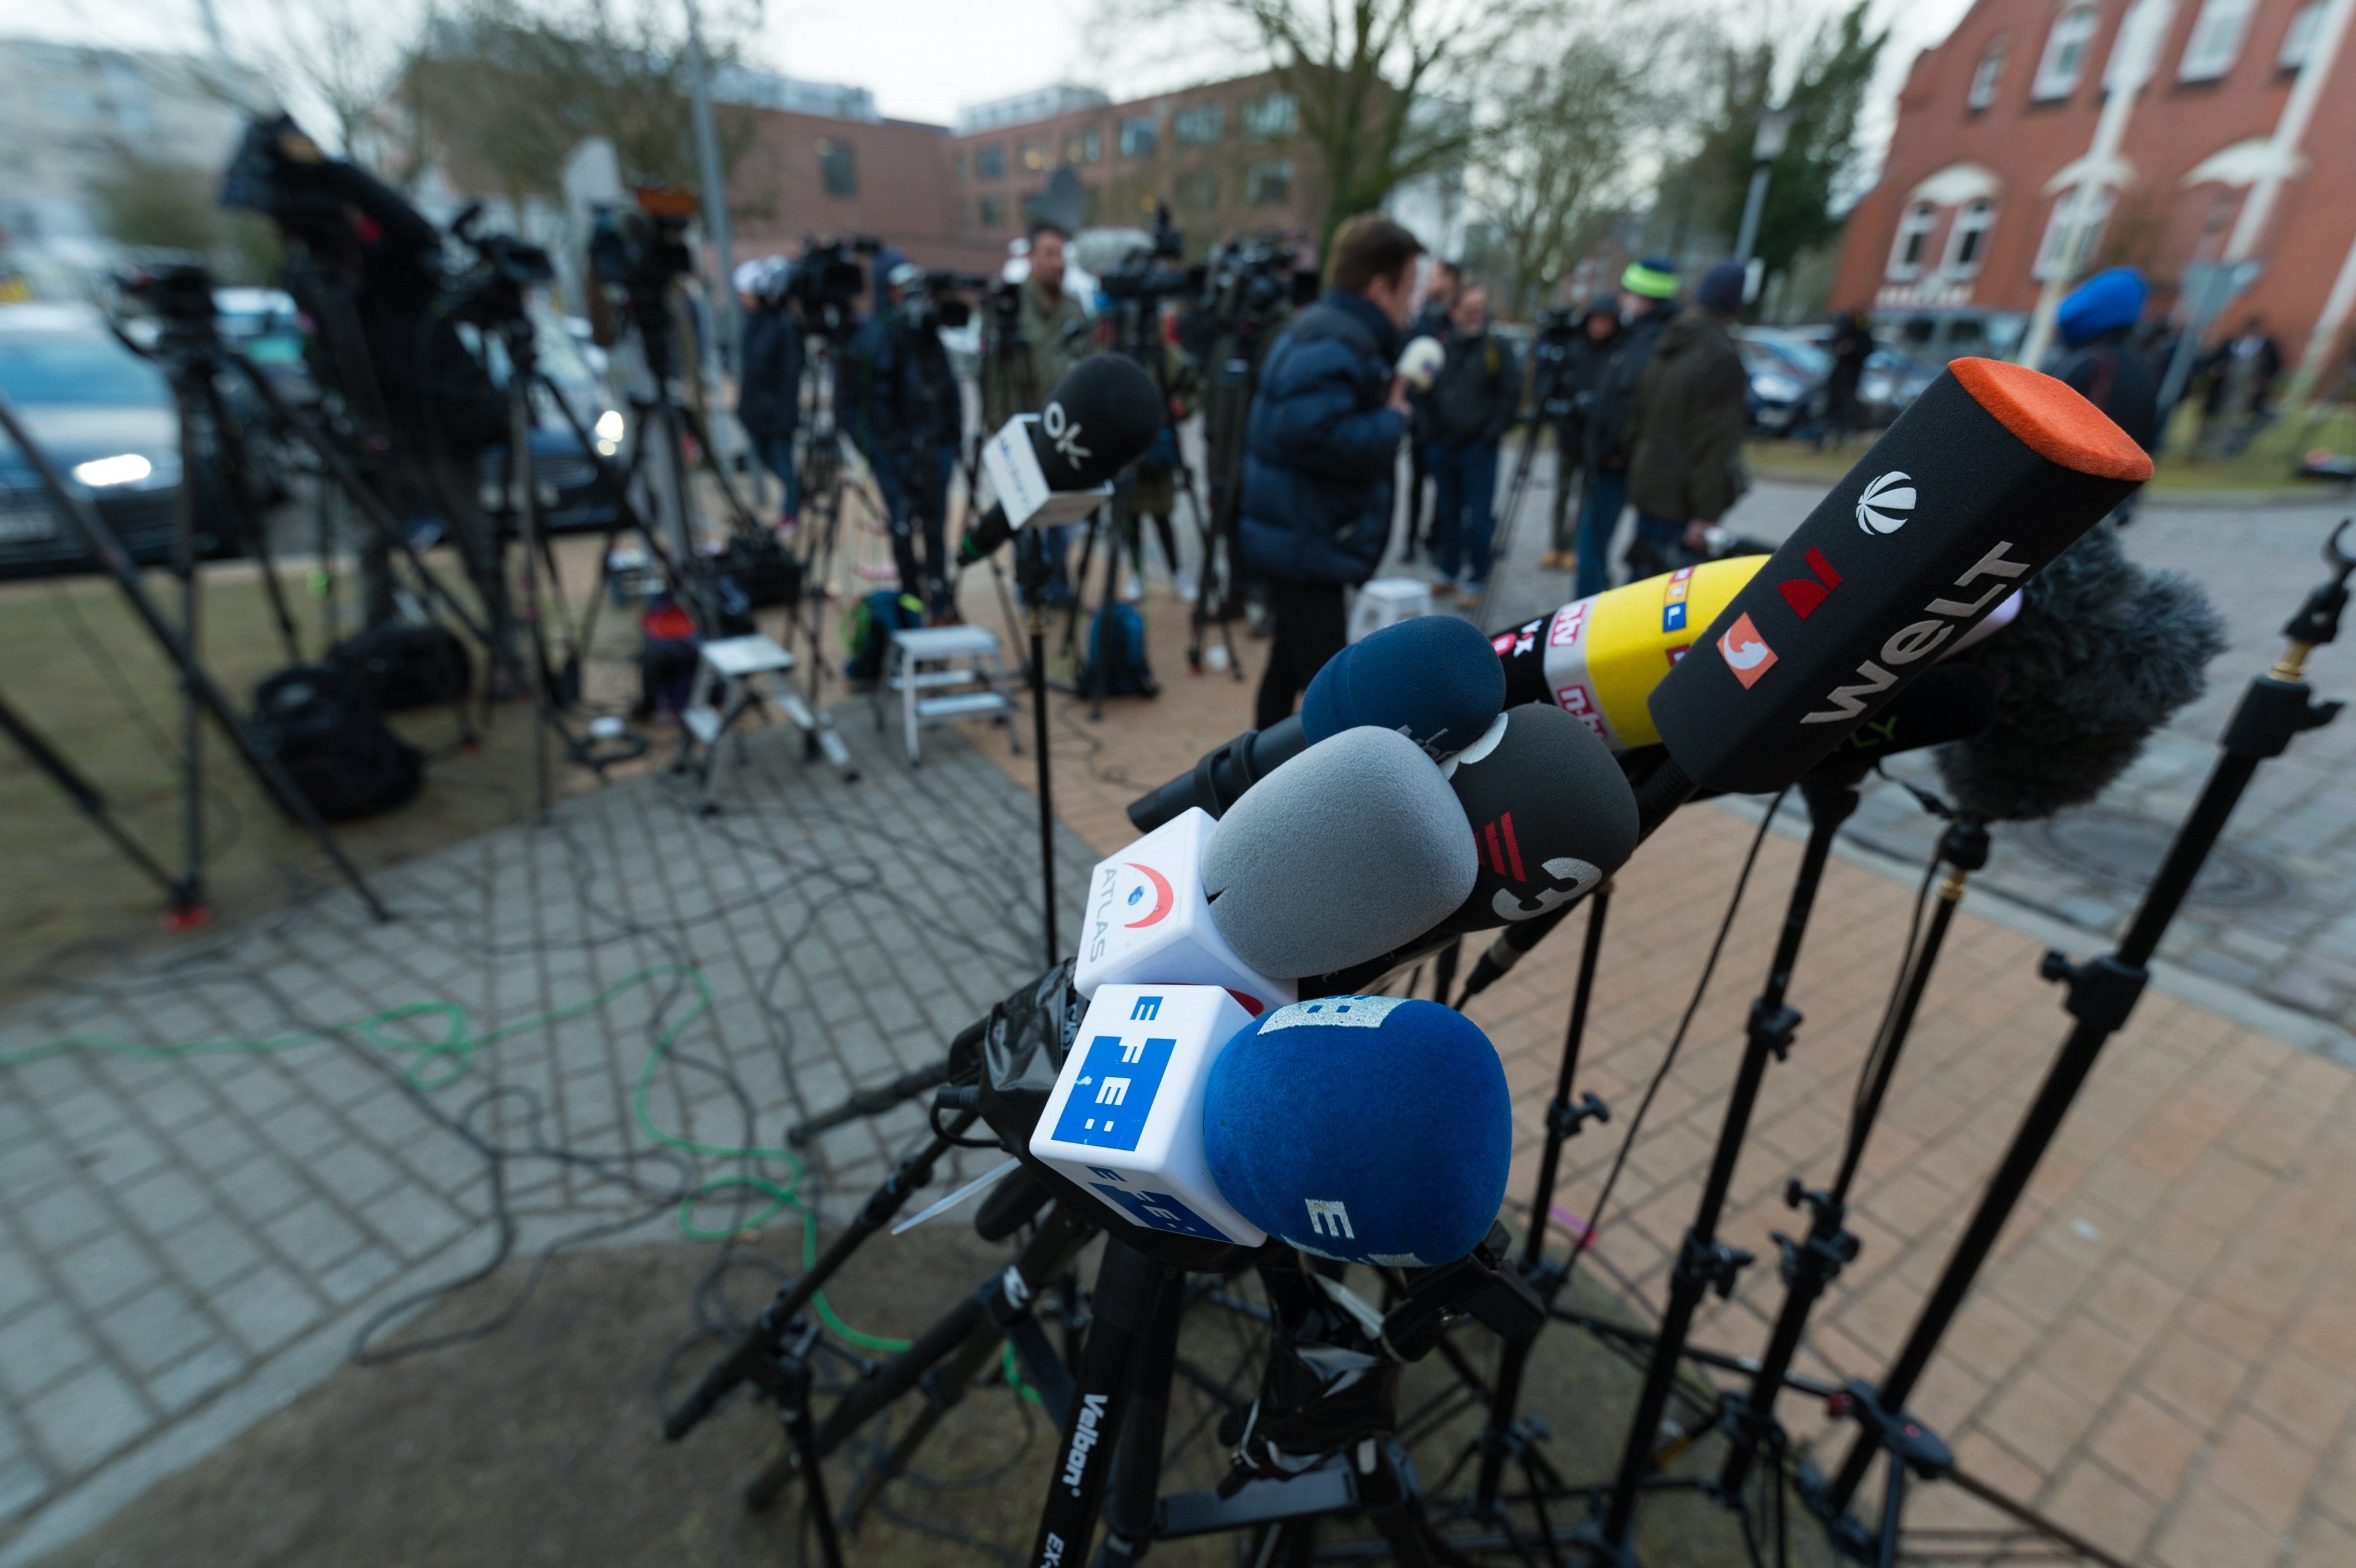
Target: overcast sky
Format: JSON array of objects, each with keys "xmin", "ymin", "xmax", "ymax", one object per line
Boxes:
[{"xmin": 0, "ymin": 0, "xmax": 1974, "ymax": 168}]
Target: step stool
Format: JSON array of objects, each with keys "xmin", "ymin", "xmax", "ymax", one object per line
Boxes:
[
  {"xmin": 1349, "ymin": 577, "xmax": 1435, "ymax": 642},
  {"xmin": 676, "ymin": 633, "xmax": 858, "ymax": 812},
  {"xmin": 875, "ymin": 624, "xmax": 1019, "ymax": 767}
]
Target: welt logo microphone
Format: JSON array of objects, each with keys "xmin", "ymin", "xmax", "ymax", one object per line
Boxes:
[{"xmin": 1650, "ymin": 358, "xmax": 2153, "ymax": 799}]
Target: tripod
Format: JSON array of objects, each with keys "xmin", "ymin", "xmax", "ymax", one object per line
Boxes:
[
  {"xmin": 1466, "ymin": 419, "xmax": 1546, "ymax": 632},
  {"xmin": 0, "ymin": 388, "xmax": 388, "ymax": 921},
  {"xmin": 1807, "ymin": 523, "xmax": 2353, "ymax": 1563},
  {"xmin": 0, "ymin": 689, "xmax": 178, "ymax": 900}
]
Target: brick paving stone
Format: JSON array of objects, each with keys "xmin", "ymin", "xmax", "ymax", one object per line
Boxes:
[
  {"xmin": 22, "ymin": 1362, "xmax": 147, "ymax": 1473},
  {"xmin": 207, "ymin": 1264, "xmax": 324, "ymax": 1357}
]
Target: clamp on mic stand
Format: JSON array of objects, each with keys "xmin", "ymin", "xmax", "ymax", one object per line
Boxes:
[{"xmin": 1807, "ymin": 520, "xmax": 2353, "ymax": 1567}]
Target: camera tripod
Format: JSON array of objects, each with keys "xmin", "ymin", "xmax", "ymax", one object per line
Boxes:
[
  {"xmin": 1465, "ymin": 419, "xmax": 1549, "ymax": 632},
  {"xmin": 0, "ymin": 388, "xmax": 388, "ymax": 923}
]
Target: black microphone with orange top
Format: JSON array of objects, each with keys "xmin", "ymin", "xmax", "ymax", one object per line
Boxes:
[{"xmin": 1640, "ymin": 357, "xmax": 2151, "ymax": 814}]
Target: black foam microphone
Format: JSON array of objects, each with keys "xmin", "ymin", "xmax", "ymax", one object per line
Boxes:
[
  {"xmin": 958, "ymin": 353, "xmax": 1165, "ymax": 564},
  {"xmin": 1643, "ymin": 359, "xmax": 2152, "ymax": 806},
  {"xmin": 1936, "ymin": 524, "xmax": 2225, "ymax": 821},
  {"xmin": 1124, "ymin": 714, "xmax": 1310, "ymax": 832},
  {"xmin": 1440, "ymin": 704, "xmax": 1640, "ymax": 933}
]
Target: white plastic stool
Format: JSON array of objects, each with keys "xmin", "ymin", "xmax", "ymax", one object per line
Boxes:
[
  {"xmin": 676, "ymin": 633, "xmax": 857, "ymax": 811},
  {"xmin": 1349, "ymin": 577, "xmax": 1435, "ymax": 643},
  {"xmin": 875, "ymin": 624, "xmax": 1019, "ymax": 766}
]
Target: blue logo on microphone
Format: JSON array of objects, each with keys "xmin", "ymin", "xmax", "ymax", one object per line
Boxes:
[{"xmin": 1054, "ymin": 1032, "xmax": 1176, "ymax": 1150}]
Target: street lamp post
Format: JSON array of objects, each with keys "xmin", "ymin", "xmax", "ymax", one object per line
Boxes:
[{"xmin": 1733, "ymin": 106, "xmax": 1795, "ymax": 269}]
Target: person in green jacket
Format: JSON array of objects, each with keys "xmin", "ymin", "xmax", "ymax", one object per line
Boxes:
[
  {"xmin": 979, "ymin": 220, "xmax": 1096, "ymax": 603},
  {"xmin": 1626, "ymin": 259, "xmax": 1751, "ymax": 578}
]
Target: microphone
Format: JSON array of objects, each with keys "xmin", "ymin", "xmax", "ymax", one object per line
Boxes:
[
  {"xmin": 1439, "ymin": 703, "xmax": 1640, "ymax": 933},
  {"xmin": 1489, "ymin": 557, "xmax": 1768, "ymax": 750},
  {"xmin": 1644, "ymin": 358, "xmax": 2152, "ymax": 801},
  {"xmin": 1303, "ymin": 613, "xmax": 1506, "ymax": 757},
  {"xmin": 1203, "ymin": 996, "xmax": 1512, "ymax": 1268},
  {"xmin": 1073, "ymin": 806, "xmax": 1299, "ymax": 1016},
  {"xmin": 1125, "ymin": 612, "xmax": 1506, "ymax": 833},
  {"xmin": 1397, "ymin": 335, "xmax": 1445, "ymax": 392},
  {"xmin": 957, "ymin": 354, "xmax": 1165, "ymax": 564},
  {"xmin": 1935, "ymin": 524, "xmax": 2225, "ymax": 822},
  {"xmin": 1202, "ymin": 726, "xmax": 1478, "ymax": 979},
  {"xmin": 1124, "ymin": 716, "xmax": 1309, "ymax": 833},
  {"xmin": 1030, "ymin": 983, "xmax": 1269, "ymax": 1248}
]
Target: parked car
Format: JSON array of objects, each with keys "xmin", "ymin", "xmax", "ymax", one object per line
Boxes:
[
  {"xmin": 0, "ymin": 302, "xmax": 244, "ymax": 580},
  {"xmin": 1872, "ymin": 308, "xmax": 2027, "ymax": 365},
  {"xmin": 1737, "ymin": 329, "xmax": 1831, "ymax": 438},
  {"xmin": 1857, "ymin": 346, "xmax": 1940, "ymax": 425},
  {"xmin": 466, "ymin": 308, "xmax": 627, "ymax": 536}
]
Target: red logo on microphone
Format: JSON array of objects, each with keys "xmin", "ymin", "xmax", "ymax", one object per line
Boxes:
[
  {"xmin": 1718, "ymin": 614, "xmax": 1778, "ymax": 689},
  {"xmin": 1477, "ymin": 812, "xmax": 1528, "ymax": 881},
  {"xmin": 1776, "ymin": 548, "xmax": 1843, "ymax": 621},
  {"xmin": 1549, "ymin": 601, "xmax": 1590, "ymax": 648}
]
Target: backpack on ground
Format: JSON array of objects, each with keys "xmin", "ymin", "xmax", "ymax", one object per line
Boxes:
[
  {"xmin": 1082, "ymin": 602, "xmax": 1157, "ymax": 698},
  {"xmin": 842, "ymin": 590, "xmax": 926, "ymax": 685},
  {"xmin": 328, "ymin": 623, "xmax": 472, "ymax": 712},
  {"xmin": 249, "ymin": 665, "xmax": 424, "ymax": 821}
]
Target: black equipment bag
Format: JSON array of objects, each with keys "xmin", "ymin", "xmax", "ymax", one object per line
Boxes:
[
  {"xmin": 329, "ymin": 624, "xmax": 473, "ymax": 712},
  {"xmin": 250, "ymin": 665, "xmax": 424, "ymax": 821},
  {"xmin": 722, "ymin": 530, "xmax": 804, "ymax": 609}
]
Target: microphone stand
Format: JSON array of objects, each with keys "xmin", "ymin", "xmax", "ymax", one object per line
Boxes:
[
  {"xmin": 1809, "ymin": 522, "xmax": 2353, "ymax": 1565},
  {"xmin": 1713, "ymin": 813, "xmax": 1988, "ymax": 1504},
  {"xmin": 1581, "ymin": 774, "xmax": 1859, "ymax": 1565},
  {"xmin": 1017, "ymin": 526, "xmax": 1063, "ymax": 966}
]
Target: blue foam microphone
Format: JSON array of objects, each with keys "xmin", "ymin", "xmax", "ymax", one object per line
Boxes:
[
  {"xmin": 1302, "ymin": 614, "xmax": 1507, "ymax": 758},
  {"xmin": 1203, "ymin": 996, "xmax": 1512, "ymax": 1268}
]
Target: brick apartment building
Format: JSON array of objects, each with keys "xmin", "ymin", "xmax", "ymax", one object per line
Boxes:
[
  {"xmin": 1829, "ymin": 0, "xmax": 2356, "ymax": 370},
  {"xmin": 720, "ymin": 71, "xmax": 1331, "ymax": 278}
]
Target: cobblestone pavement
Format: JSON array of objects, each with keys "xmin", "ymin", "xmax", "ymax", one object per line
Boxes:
[
  {"xmin": 0, "ymin": 710, "xmax": 1093, "ymax": 1564},
  {"xmin": 1473, "ymin": 448, "xmax": 2356, "ymax": 1042}
]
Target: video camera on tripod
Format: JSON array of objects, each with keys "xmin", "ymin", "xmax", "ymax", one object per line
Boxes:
[
  {"xmin": 1098, "ymin": 203, "xmax": 1198, "ymax": 306},
  {"xmin": 445, "ymin": 203, "xmax": 555, "ymax": 331}
]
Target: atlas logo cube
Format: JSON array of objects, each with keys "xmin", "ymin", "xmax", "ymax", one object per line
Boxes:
[
  {"xmin": 1073, "ymin": 808, "xmax": 1296, "ymax": 1015},
  {"xmin": 1030, "ymin": 984, "xmax": 1267, "ymax": 1246}
]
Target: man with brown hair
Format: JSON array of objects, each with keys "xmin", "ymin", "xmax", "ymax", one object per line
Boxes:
[{"xmin": 1241, "ymin": 212, "xmax": 1423, "ymax": 727}]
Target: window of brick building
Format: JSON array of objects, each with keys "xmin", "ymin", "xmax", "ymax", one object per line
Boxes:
[
  {"xmin": 1887, "ymin": 202, "xmax": 1938, "ymax": 280},
  {"xmin": 1243, "ymin": 91, "xmax": 1298, "ymax": 141},
  {"xmin": 1968, "ymin": 37, "xmax": 2007, "ymax": 109},
  {"xmin": 1020, "ymin": 139, "xmax": 1051, "ymax": 172},
  {"xmin": 1247, "ymin": 159, "xmax": 1293, "ymax": 204},
  {"xmin": 975, "ymin": 145, "xmax": 1006, "ymax": 180},
  {"xmin": 979, "ymin": 196, "xmax": 1005, "ymax": 229},
  {"xmin": 2033, "ymin": 3, "xmax": 2100, "ymax": 98},
  {"xmin": 2180, "ymin": 0, "xmax": 2257, "ymax": 79},
  {"xmin": 818, "ymin": 139, "xmax": 856, "ymax": 198},
  {"xmin": 1120, "ymin": 115, "xmax": 1157, "ymax": 157},
  {"xmin": 1174, "ymin": 103, "xmax": 1225, "ymax": 145},
  {"xmin": 1943, "ymin": 199, "xmax": 1997, "ymax": 274},
  {"xmin": 1178, "ymin": 168, "xmax": 1219, "ymax": 209},
  {"xmin": 2032, "ymin": 187, "xmax": 2115, "ymax": 279},
  {"xmin": 1065, "ymin": 128, "xmax": 1102, "ymax": 163},
  {"xmin": 2281, "ymin": 1, "xmax": 2327, "ymax": 67}
]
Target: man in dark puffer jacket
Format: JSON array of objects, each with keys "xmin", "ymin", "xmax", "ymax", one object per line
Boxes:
[{"xmin": 1242, "ymin": 213, "xmax": 1423, "ymax": 728}]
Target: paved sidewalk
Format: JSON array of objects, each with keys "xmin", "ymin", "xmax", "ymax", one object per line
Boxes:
[{"xmin": 0, "ymin": 709, "xmax": 1094, "ymax": 1564}]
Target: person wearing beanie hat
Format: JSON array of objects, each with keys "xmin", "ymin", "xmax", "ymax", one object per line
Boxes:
[
  {"xmin": 736, "ymin": 252, "xmax": 806, "ymax": 531},
  {"xmin": 1534, "ymin": 294, "xmax": 1621, "ymax": 590},
  {"xmin": 2051, "ymin": 269, "xmax": 2159, "ymax": 524},
  {"xmin": 1573, "ymin": 257, "xmax": 1682, "ymax": 593},
  {"xmin": 1624, "ymin": 258, "xmax": 1750, "ymax": 576}
]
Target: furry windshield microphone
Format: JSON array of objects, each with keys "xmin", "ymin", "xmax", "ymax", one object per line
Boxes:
[{"xmin": 1936, "ymin": 524, "xmax": 2225, "ymax": 821}]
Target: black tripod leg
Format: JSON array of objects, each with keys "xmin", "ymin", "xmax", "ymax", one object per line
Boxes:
[
  {"xmin": 1030, "ymin": 1241, "xmax": 1168, "ymax": 1568},
  {"xmin": 0, "ymin": 690, "xmax": 178, "ymax": 897},
  {"xmin": 1094, "ymin": 1270, "xmax": 1186, "ymax": 1567},
  {"xmin": 793, "ymin": 1394, "xmax": 848, "ymax": 1568}
]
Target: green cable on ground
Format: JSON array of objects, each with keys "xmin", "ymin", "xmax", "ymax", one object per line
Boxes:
[{"xmin": 1, "ymin": 964, "xmax": 914, "ymax": 1353}]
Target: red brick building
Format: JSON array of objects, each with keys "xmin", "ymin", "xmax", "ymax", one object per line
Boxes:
[
  {"xmin": 726, "ymin": 110, "xmax": 1001, "ymax": 274},
  {"xmin": 1830, "ymin": 0, "xmax": 2356, "ymax": 370}
]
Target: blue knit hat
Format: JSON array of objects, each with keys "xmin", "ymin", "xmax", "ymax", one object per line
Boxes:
[
  {"xmin": 1696, "ymin": 260, "xmax": 1747, "ymax": 315},
  {"xmin": 2057, "ymin": 267, "xmax": 2148, "ymax": 347}
]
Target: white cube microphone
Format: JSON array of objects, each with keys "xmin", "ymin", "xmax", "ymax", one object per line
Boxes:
[
  {"xmin": 1071, "ymin": 808, "xmax": 1297, "ymax": 1016},
  {"xmin": 1028, "ymin": 984, "xmax": 1266, "ymax": 1247}
]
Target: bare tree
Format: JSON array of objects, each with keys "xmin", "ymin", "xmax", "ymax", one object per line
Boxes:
[
  {"xmin": 1472, "ymin": 39, "xmax": 1656, "ymax": 316},
  {"xmin": 1111, "ymin": 0, "xmax": 1533, "ymax": 247},
  {"xmin": 262, "ymin": 0, "xmax": 418, "ymax": 165}
]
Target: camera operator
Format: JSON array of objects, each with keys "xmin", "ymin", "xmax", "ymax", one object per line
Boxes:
[
  {"xmin": 1400, "ymin": 258, "xmax": 1460, "ymax": 561},
  {"xmin": 1124, "ymin": 304, "xmax": 1201, "ymax": 599},
  {"xmin": 1240, "ymin": 213, "xmax": 1422, "ymax": 729},
  {"xmin": 981, "ymin": 220, "xmax": 1095, "ymax": 605},
  {"xmin": 1533, "ymin": 296, "xmax": 1619, "ymax": 595},
  {"xmin": 839, "ymin": 258, "xmax": 963, "ymax": 617},
  {"xmin": 735, "ymin": 256, "xmax": 806, "ymax": 534}
]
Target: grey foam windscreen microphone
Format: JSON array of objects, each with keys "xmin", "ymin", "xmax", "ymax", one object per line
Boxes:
[{"xmin": 1202, "ymin": 726, "xmax": 1478, "ymax": 979}]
